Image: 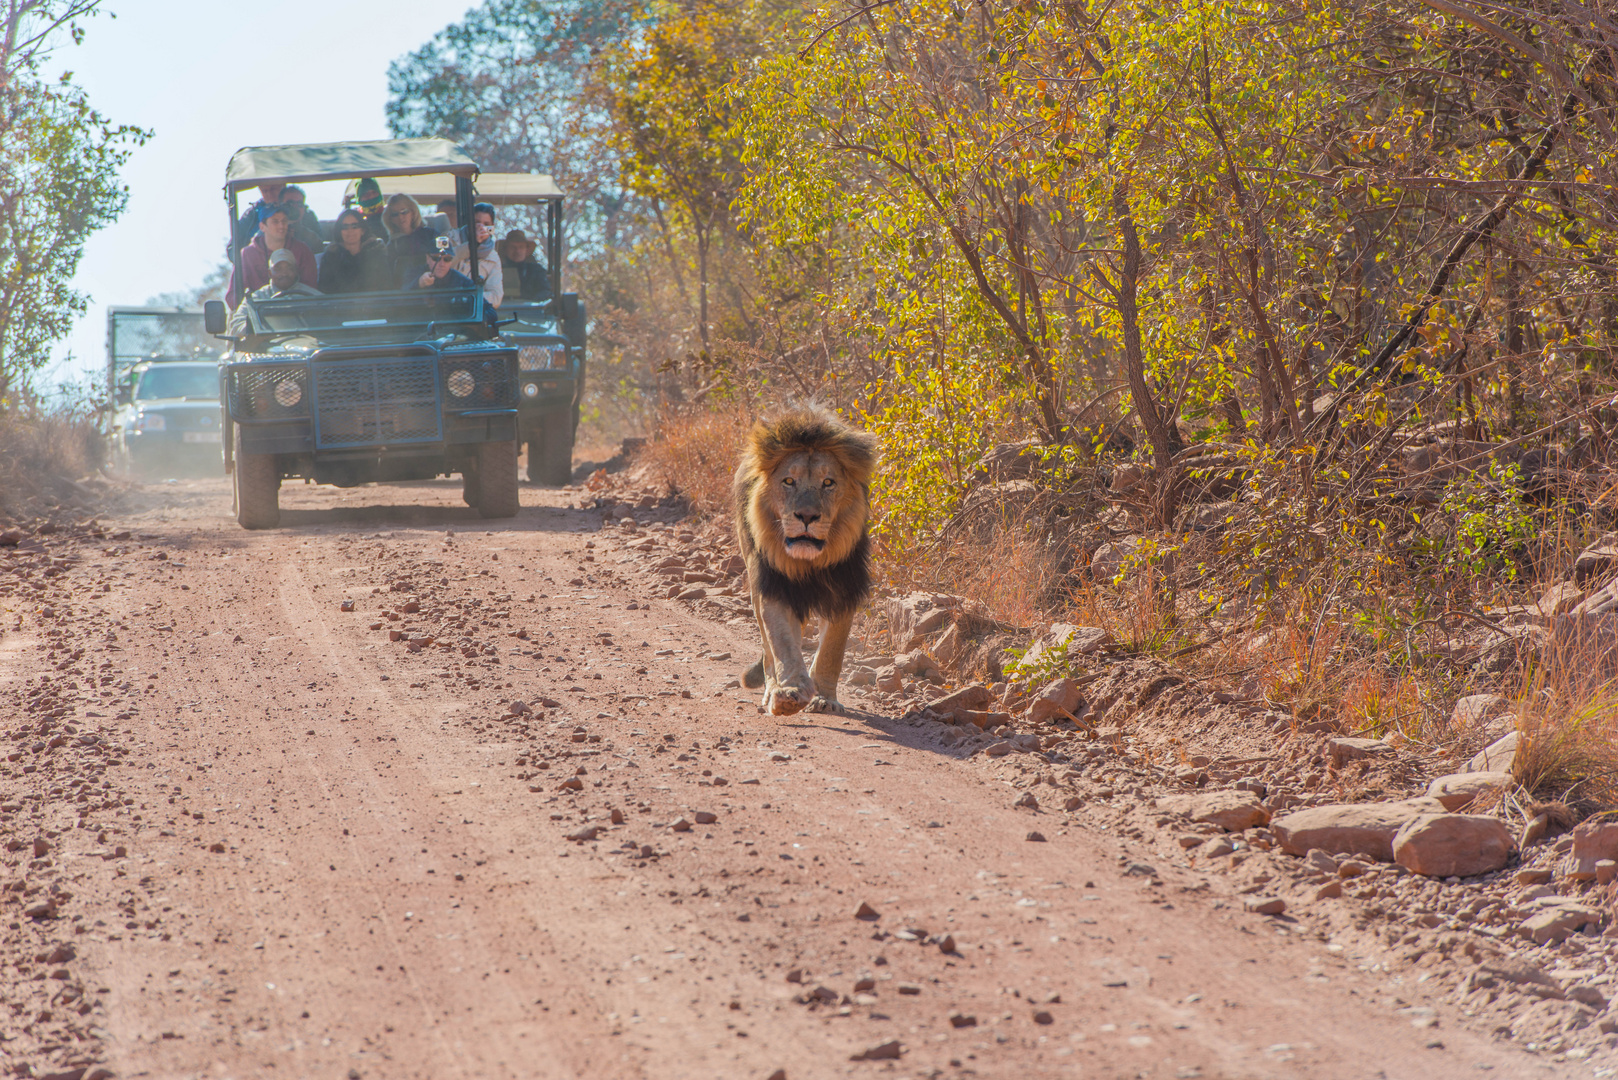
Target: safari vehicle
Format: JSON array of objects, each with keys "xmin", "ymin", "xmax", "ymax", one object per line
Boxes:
[
  {"xmin": 206, "ymin": 138, "xmax": 520, "ymax": 529},
  {"xmin": 352, "ymin": 172, "xmax": 586, "ymax": 485},
  {"xmin": 105, "ymin": 306, "xmax": 223, "ymax": 476}
]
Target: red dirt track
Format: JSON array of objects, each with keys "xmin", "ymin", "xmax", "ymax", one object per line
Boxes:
[{"xmin": 0, "ymin": 476, "xmax": 1542, "ymax": 1079}]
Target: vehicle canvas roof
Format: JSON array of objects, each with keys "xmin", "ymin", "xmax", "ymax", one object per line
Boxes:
[
  {"xmin": 342, "ymin": 171, "xmax": 564, "ymax": 207},
  {"xmin": 225, "ymin": 137, "xmax": 478, "ymax": 190}
]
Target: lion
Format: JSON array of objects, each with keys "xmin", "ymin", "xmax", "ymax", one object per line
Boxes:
[{"xmin": 734, "ymin": 405, "xmax": 876, "ymax": 716}]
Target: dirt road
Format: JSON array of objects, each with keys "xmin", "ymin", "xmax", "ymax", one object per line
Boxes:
[{"xmin": 0, "ymin": 476, "xmax": 1549, "ymax": 1078}]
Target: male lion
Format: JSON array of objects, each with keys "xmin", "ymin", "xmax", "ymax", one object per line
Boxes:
[{"xmin": 734, "ymin": 406, "xmax": 876, "ymax": 716}]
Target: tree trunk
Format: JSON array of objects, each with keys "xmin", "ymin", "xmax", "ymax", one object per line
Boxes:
[{"xmin": 1113, "ymin": 183, "xmax": 1183, "ymax": 527}]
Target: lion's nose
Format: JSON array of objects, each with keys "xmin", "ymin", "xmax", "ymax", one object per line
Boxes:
[{"xmin": 794, "ymin": 510, "xmax": 820, "ymax": 527}]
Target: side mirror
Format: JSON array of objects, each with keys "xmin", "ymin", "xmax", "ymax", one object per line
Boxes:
[{"xmin": 204, "ymin": 300, "xmax": 227, "ymax": 335}]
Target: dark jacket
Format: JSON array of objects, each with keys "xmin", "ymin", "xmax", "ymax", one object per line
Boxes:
[
  {"xmin": 501, "ymin": 257, "xmax": 551, "ymax": 302},
  {"xmin": 404, "ymin": 267, "xmax": 475, "ymax": 292},
  {"xmin": 318, "ymin": 239, "xmax": 392, "ymax": 295},
  {"xmin": 387, "ymin": 226, "xmax": 443, "ymax": 284}
]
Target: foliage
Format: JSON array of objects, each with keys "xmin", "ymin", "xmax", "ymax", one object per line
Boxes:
[
  {"xmin": 0, "ymin": 0, "xmax": 144, "ymax": 406},
  {"xmin": 1432, "ymin": 462, "xmax": 1538, "ymax": 580},
  {"xmin": 385, "ymin": 0, "xmax": 634, "ymax": 255}
]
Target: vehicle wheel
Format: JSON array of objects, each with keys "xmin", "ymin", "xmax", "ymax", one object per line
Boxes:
[
  {"xmin": 233, "ymin": 429, "xmax": 280, "ymax": 529},
  {"xmin": 534, "ymin": 406, "xmax": 574, "ymax": 487},
  {"xmin": 475, "ymin": 439, "xmax": 519, "ymax": 518},
  {"xmin": 461, "ymin": 465, "xmax": 480, "ymax": 508}
]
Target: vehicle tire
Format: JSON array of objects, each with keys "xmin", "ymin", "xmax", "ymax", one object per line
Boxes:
[
  {"xmin": 233, "ymin": 429, "xmax": 280, "ymax": 529},
  {"xmin": 461, "ymin": 465, "xmax": 480, "ymax": 509},
  {"xmin": 534, "ymin": 406, "xmax": 573, "ymax": 487},
  {"xmin": 474, "ymin": 439, "xmax": 519, "ymax": 519}
]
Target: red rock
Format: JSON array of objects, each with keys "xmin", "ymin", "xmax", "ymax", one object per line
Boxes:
[
  {"xmin": 1393, "ymin": 814, "xmax": 1515, "ymax": 877},
  {"xmin": 1160, "ymin": 790, "xmax": 1269, "ymax": 832},
  {"xmin": 1272, "ymin": 799, "xmax": 1445, "ymax": 861},
  {"xmin": 1026, "ymin": 677, "xmax": 1083, "ymax": 724},
  {"xmin": 929, "ymin": 683, "xmax": 993, "ymax": 714},
  {"xmin": 1425, "ymin": 771, "xmax": 1512, "ymax": 811}
]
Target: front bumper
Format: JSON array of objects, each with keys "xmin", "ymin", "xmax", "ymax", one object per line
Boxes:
[{"xmin": 225, "ymin": 346, "xmax": 518, "ymax": 458}]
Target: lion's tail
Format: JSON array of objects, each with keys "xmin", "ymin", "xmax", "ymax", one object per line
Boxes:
[{"xmin": 742, "ymin": 657, "xmax": 766, "ymax": 689}]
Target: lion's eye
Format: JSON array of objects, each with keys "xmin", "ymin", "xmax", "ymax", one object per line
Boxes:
[
  {"xmin": 823, "ymin": 477, "xmax": 835, "ymax": 488},
  {"xmin": 782, "ymin": 477, "xmax": 796, "ymax": 487}
]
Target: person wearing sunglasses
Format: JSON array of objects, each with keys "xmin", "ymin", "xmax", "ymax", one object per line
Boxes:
[
  {"xmin": 317, "ymin": 208, "xmax": 392, "ymax": 295},
  {"xmin": 383, "ymin": 194, "xmax": 443, "ymax": 284},
  {"xmin": 406, "ymin": 243, "xmax": 474, "ymax": 292}
]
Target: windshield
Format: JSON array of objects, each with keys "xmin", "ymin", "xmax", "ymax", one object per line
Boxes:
[
  {"xmin": 111, "ymin": 311, "xmax": 214, "ymax": 364},
  {"xmin": 232, "ymin": 170, "xmax": 502, "ymax": 337},
  {"xmin": 136, "ymin": 366, "xmax": 219, "ymax": 401}
]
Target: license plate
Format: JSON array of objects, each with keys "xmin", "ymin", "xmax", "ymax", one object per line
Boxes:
[{"xmin": 182, "ymin": 431, "xmax": 221, "ymax": 444}]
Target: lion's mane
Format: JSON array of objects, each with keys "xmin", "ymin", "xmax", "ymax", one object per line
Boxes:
[{"xmin": 733, "ymin": 405, "xmax": 876, "ymax": 622}]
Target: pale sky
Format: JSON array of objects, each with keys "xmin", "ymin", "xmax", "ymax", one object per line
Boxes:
[{"xmin": 45, "ymin": 0, "xmax": 475, "ymax": 388}]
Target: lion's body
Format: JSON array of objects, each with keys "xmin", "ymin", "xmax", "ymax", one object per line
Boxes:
[{"xmin": 733, "ymin": 406, "xmax": 876, "ymax": 715}]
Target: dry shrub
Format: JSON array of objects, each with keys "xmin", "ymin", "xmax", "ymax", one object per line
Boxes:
[
  {"xmin": 1509, "ymin": 636, "xmax": 1618, "ymax": 808},
  {"xmin": 638, "ymin": 403, "xmax": 753, "ymax": 517},
  {"xmin": 883, "ymin": 516, "xmax": 1061, "ymax": 629},
  {"xmin": 0, "ymin": 408, "xmax": 104, "ymax": 523}
]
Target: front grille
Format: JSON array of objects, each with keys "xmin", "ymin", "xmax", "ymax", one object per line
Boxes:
[
  {"xmin": 230, "ymin": 366, "xmax": 308, "ymax": 420},
  {"xmin": 312, "ymin": 357, "xmax": 441, "ymax": 448}
]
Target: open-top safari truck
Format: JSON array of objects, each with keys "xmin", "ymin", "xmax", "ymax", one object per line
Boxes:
[
  {"xmin": 207, "ymin": 138, "xmax": 520, "ymax": 528},
  {"xmin": 349, "ymin": 171, "xmax": 586, "ymax": 485}
]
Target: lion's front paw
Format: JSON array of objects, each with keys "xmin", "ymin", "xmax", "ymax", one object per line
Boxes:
[
  {"xmin": 805, "ymin": 695, "xmax": 845, "ymax": 715},
  {"xmin": 764, "ymin": 683, "xmax": 812, "ymax": 716}
]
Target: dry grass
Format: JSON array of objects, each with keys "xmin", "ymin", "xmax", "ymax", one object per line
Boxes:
[
  {"xmin": 1508, "ymin": 634, "xmax": 1618, "ymax": 808},
  {"xmin": 882, "ymin": 516, "xmax": 1063, "ymax": 630},
  {"xmin": 637, "ymin": 404, "xmax": 753, "ymax": 518},
  {"xmin": 0, "ymin": 408, "xmax": 104, "ymax": 523}
]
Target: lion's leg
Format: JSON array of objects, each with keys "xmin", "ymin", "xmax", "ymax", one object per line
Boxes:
[
  {"xmin": 749, "ymin": 591, "xmax": 776, "ymax": 695},
  {"xmin": 805, "ymin": 609, "xmax": 853, "ymax": 714},
  {"xmin": 758, "ymin": 598, "xmax": 814, "ymax": 716}
]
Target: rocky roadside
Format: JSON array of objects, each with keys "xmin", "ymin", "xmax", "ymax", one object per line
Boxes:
[
  {"xmin": 580, "ymin": 468, "xmax": 1618, "ymax": 1071},
  {"xmin": 1, "ymin": 522, "xmax": 151, "ymax": 1080}
]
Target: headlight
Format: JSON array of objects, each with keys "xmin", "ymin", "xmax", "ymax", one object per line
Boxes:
[
  {"xmin": 273, "ymin": 380, "xmax": 303, "ymax": 408},
  {"xmin": 523, "ymin": 382, "xmax": 539, "ymax": 398},
  {"xmin": 137, "ymin": 413, "xmax": 166, "ymax": 432},
  {"xmin": 447, "ymin": 369, "xmax": 476, "ymax": 398},
  {"xmin": 518, "ymin": 345, "xmax": 568, "ymax": 371}
]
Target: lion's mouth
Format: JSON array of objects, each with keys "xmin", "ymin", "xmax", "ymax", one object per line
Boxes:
[{"xmin": 784, "ymin": 536, "xmax": 826, "ymax": 558}]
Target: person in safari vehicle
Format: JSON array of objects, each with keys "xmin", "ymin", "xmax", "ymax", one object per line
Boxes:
[{"xmin": 209, "ymin": 137, "xmax": 521, "ymax": 530}]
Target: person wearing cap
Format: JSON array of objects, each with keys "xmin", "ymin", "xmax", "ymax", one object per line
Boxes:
[
  {"xmin": 226, "ymin": 203, "xmax": 317, "ymax": 308},
  {"xmin": 353, "ymin": 177, "xmax": 389, "ymax": 242},
  {"xmin": 231, "ymin": 181, "xmax": 285, "ymax": 253},
  {"xmin": 405, "ymin": 243, "xmax": 474, "ymax": 293},
  {"xmin": 229, "ymin": 250, "xmax": 323, "ymax": 334},
  {"xmin": 500, "ymin": 229, "xmax": 550, "ymax": 302}
]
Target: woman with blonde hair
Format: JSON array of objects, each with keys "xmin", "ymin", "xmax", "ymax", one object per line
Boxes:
[{"xmin": 383, "ymin": 194, "xmax": 441, "ymax": 286}]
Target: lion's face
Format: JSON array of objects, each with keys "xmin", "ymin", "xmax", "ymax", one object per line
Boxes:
[
  {"xmin": 765, "ymin": 450, "xmax": 852, "ymax": 560},
  {"xmin": 736, "ymin": 406, "xmax": 875, "ymax": 582}
]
